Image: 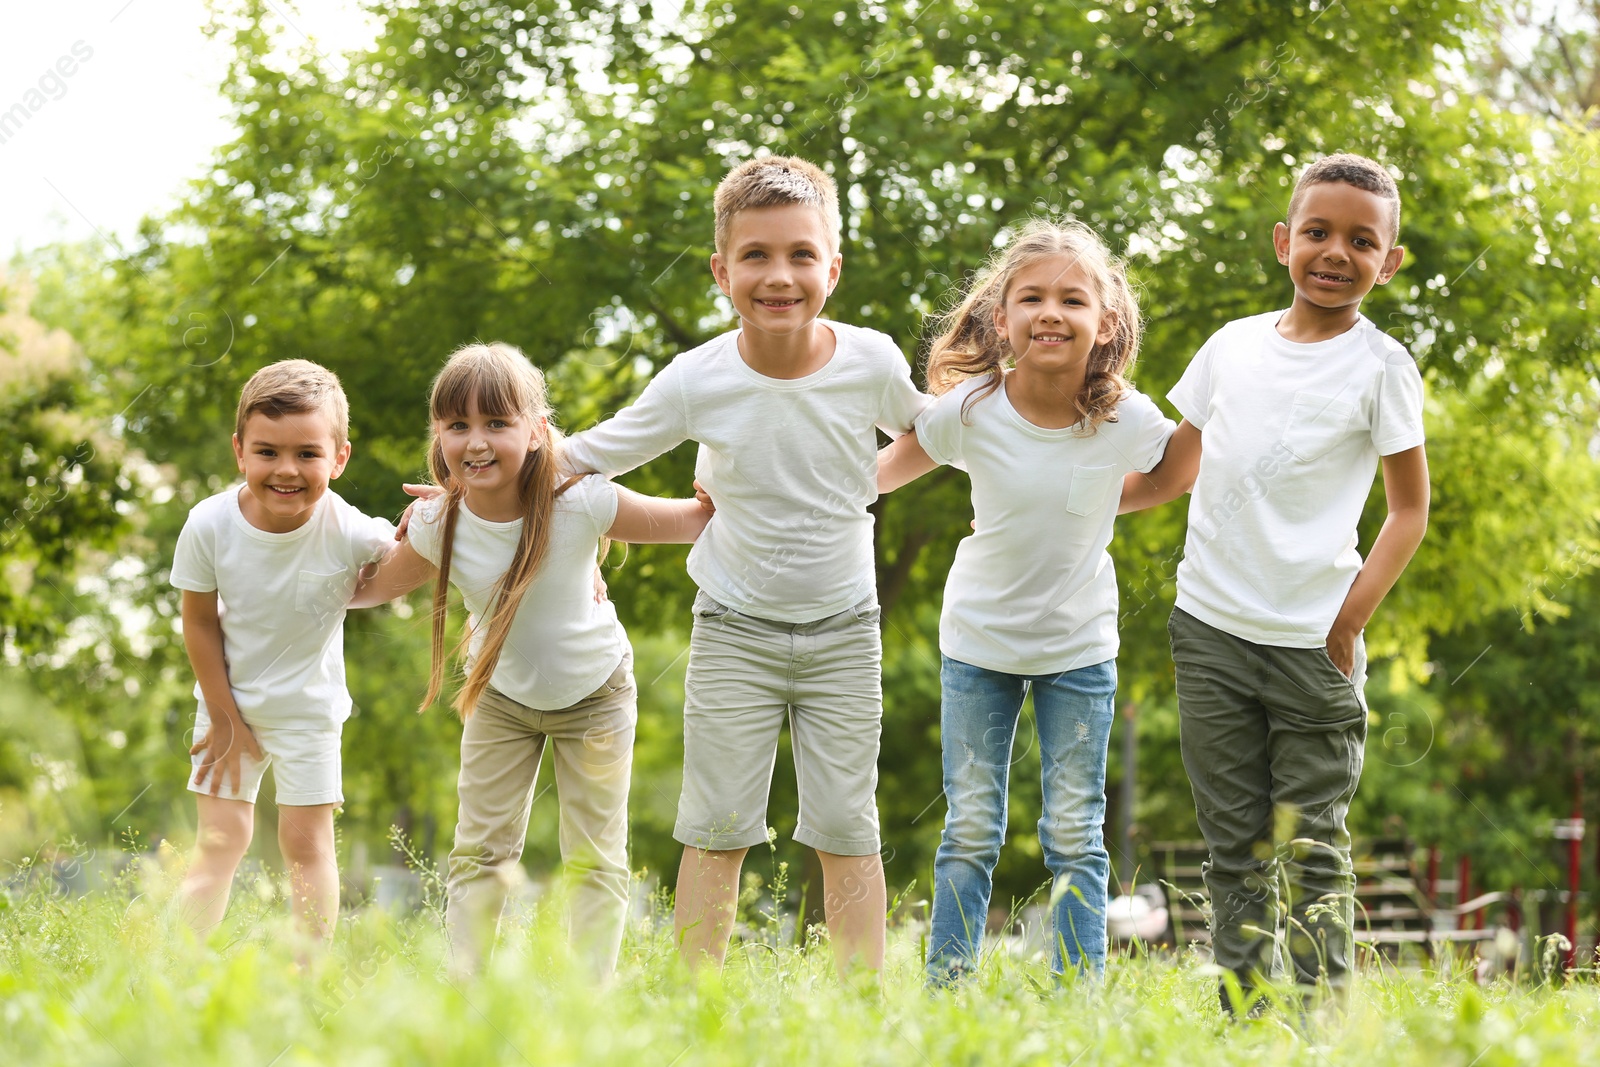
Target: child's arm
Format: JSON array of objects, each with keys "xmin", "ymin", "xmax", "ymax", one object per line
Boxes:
[
  {"xmin": 606, "ymin": 485, "xmax": 710, "ymax": 544},
  {"xmin": 349, "ymin": 540, "xmax": 437, "ymax": 609},
  {"xmin": 563, "ymin": 371, "xmax": 692, "ymax": 478},
  {"xmin": 181, "ymin": 590, "xmax": 263, "ymax": 797},
  {"xmin": 877, "ymin": 430, "xmax": 941, "ymax": 495},
  {"xmin": 1325, "ymin": 444, "xmax": 1430, "ymax": 676},
  {"xmin": 1119, "ymin": 420, "xmax": 1202, "ymax": 514}
]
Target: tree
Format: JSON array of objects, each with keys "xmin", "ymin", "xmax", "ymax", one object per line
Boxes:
[
  {"xmin": 1477, "ymin": 0, "xmax": 1600, "ymax": 127},
  {"xmin": 0, "ymin": 268, "xmax": 136, "ymax": 652},
  {"xmin": 21, "ymin": 0, "xmax": 1600, "ymax": 910}
]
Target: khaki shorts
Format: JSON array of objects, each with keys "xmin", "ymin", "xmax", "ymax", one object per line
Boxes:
[{"xmin": 676, "ymin": 590, "xmax": 883, "ymax": 856}]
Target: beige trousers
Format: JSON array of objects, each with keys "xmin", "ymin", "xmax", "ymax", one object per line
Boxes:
[{"xmin": 444, "ymin": 653, "xmax": 635, "ymax": 979}]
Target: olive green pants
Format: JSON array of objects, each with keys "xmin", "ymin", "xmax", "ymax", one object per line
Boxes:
[{"xmin": 1168, "ymin": 608, "xmax": 1368, "ymax": 999}]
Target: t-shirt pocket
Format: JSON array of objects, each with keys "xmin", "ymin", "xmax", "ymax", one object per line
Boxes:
[
  {"xmin": 295, "ymin": 568, "xmax": 352, "ymax": 622},
  {"xmin": 1281, "ymin": 392, "xmax": 1357, "ymax": 463},
  {"xmin": 1065, "ymin": 464, "xmax": 1116, "ymax": 517}
]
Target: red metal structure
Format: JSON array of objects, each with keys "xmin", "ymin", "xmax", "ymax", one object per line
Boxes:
[{"xmin": 1561, "ymin": 770, "xmax": 1584, "ymax": 970}]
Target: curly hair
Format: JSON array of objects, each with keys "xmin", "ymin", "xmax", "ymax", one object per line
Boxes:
[
  {"xmin": 924, "ymin": 218, "xmax": 1141, "ymax": 432},
  {"xmin": 1287, "ymin": 153, "xmax": 1401, "ymax": 244}
]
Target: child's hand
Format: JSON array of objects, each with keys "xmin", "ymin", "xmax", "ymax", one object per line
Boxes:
[
  {"xmin": 190, "ymin": 714, "xmax": 263, "ymax": 798},
  {"xmin": 1324, "ymin": 625, "xmax": 1359, "ymax": 679},
  {"xmin": 693, "ymin": 479, "xmax": 716, "ymax": 515},
  {"xmin": 593, "ymin": 565, "xmax": 609, "ymax": 604},
  {"xmin": 395, "ymin": 484, "xmax": 446, "ymax": 540}
]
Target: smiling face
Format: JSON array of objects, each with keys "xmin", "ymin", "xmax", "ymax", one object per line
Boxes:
[
  {"xmin": 435, "ymin": 393, "xmax": 541, "ymax": 516},
  {"xmin": 1274, "ymin": 180, "xmax": 1404, "ymax": 314},
  {"xmin": 993, "ymin": 254, "xmax": 1115, "ymax": 374},
  {"xmin": 710, "ymin": 203, "xmax": 842, "ymax": 339},
  {"xmin": 231, "ymin": 408, "xmax": 350, "ymax": 533}
]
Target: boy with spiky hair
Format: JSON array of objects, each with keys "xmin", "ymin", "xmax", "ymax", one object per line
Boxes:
[
  {"xmin": 563, "ymin": 156, "xmax": 927, "ymax": 976},
  {"xmin": 1124, "ymin": 153, "xmax": 1430, "ymax": 1007},
  {"xmin": 171, "ymin": 359, "xmax": 395, "ymax": 942}
]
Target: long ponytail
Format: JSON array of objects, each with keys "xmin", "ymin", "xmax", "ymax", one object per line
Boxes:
[{"xmin": 421, "ymin": 343, "xmax": 573, "ymax": 718}]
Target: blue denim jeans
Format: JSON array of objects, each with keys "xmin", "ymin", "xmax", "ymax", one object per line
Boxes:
[{"xmin": 927, "ymin": 655, "xmax": 1117, "ymax": 982}]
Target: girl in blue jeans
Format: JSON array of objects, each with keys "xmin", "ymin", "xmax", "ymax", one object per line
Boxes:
[{"xmin": 878, "ymin": 219, "xmax": 1174, "ymax": 981}]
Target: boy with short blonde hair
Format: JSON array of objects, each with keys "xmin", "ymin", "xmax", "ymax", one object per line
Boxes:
[
  {"xmin": 234, "ymin": 359, "xmax": 351, "ymax": 445},
  {"xmin": 563, "ymin": 155, "xmax": 928, "ymax": 976},
  {"xmin": 1126, "ymin": 153, "xmax": 1429, "ymax": 1007},
  {"xmin": 171, "ymin": 359, "xmax": 394, "ymax": 941},
  {"xmin": 712, "ymin": 156, "xmax": 844, "ymax": 253}
]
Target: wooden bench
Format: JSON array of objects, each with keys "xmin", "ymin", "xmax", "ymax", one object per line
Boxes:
[
  {"xmin": 1352, "ymin": 837, "xmax": 1432, "ymax": 947},
  {"xmin": 1353, "ymin": 838, "xmax": 1522, "ymax": 959},
  {"xmin": 1148, "ymin": 839, "xmax": 1210, "ymax": 945},
  {"xmin": 1146, "ymin": 837, "xmax": 1519, "ymax": 958}
]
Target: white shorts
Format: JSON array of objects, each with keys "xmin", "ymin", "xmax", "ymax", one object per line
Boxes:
[{"xmin": 187, "ymin": 703, "xmax": 344, "ymax": 806}]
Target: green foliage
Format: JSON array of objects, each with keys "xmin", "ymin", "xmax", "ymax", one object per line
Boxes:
[
  {"xmin": 0, "ymin": 269, "xmax": 137, "ymax": 651},
  {"xmin": 13, "ymin": 0, "xmax": 1600, "ymax": 910},
  {"xmin": 0, "ymin": 675, "xmax": 95, "ymax": 854},
  {"xmin": 342, "ymin": 609, "xmax": 464, "ymax": 858}
]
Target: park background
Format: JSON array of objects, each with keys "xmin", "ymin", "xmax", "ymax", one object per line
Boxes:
[{"xmin": 3, "ymin": 0, "xmax": 1600, "ymax": 960}]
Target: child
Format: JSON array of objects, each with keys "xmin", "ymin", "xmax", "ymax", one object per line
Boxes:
[
  {"xmin": 171, "ymin": 359, "xmax": 397, "ymax": 941},
  {"xmin": 353, "ymin": 342, "xmax": 707, "ymax": 979},
  {"xmin": 1124, "ymin": 153, "xmax": 1429, "ymax": 1006},
  {"xmin": 560, "ymin": 156, "xmax": 928, "ymax": 976},
  {"xmin": 876, "ymin": 219, "xmax": 1174, "ymax": 982}
]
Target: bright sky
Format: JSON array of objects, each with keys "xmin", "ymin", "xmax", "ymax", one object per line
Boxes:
[
  {"xmin": 0, "ymin": 1, "xmax": 1581, "ymax": 257},
  {"xmin": 0, "ymin": 0, "xmax": 373, "ymax": 256}
]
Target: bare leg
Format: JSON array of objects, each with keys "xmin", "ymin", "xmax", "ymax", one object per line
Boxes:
[
  {"xmin": 817, "ymin": 849, "xmax": 886, "ymax": 978},
  {"xmin": 277, "ymin": 803, "xmax": 340, "ymax": 941},
  {"xmin": 177, "ymin": 794, "xmax": 254, "ymax": 935},
  {"xmin": 673, "ymin": 846, "xmax": 749, "ymax": 969}
]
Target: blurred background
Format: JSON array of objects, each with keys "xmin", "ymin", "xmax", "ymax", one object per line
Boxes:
[{"xmin": 3, "ymin": 0, "xmax": 1599, "ymax": 953}]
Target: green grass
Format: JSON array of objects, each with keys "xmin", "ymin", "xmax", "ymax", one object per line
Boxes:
[{"xmin": 3, "ymin": 854, "xmax": 1597, "ymax": 1067}]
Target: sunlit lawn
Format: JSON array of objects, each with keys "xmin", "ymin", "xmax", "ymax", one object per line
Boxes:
[{"xmin": 3, "ymin": 847, "xmax": 1596, "ymax": 1067}]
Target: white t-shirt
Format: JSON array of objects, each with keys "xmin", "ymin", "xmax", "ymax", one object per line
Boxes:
[
  {"xmin": 406, "ymin": 474, "xmax": 628, "ymax": 711},
  {"xmin": 170, "ymin": 487, "xmax": 396, "ymax": 729},
  {"xmin": 1168, "ymin": 311, "xmax": 1427, "ymax": 647},
  {"xmin": 917, "ymin": 376, "xmax": 1175, "ymax": 674},
  {"xmin": 562, "ymin": 321, "xmax": 929, "ymax": 623}
]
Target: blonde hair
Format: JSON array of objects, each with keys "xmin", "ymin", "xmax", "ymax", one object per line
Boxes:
[
  {"xmin": 235, "ymin": 359, "xmax": 349, "ymax": 447},
  {"xmin": 925, "ymin": 218, "xmax": 1141, "ymax": 432},
  {"xmin": 713, "ymin": 155, "xmax": 841, "ymax": 254},
  {"xmin": 421, "ymin": 342, "xmax": 579, "ymax": 718}
]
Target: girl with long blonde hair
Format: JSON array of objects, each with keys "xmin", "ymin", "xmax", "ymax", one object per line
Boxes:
[
  {"xmin": 355, "ymin": 342, "xmax": 708, "ymax": 978},
  {"xmin": 877, "ymin": 219, "xmax": 1176, "ymax": 983}
]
